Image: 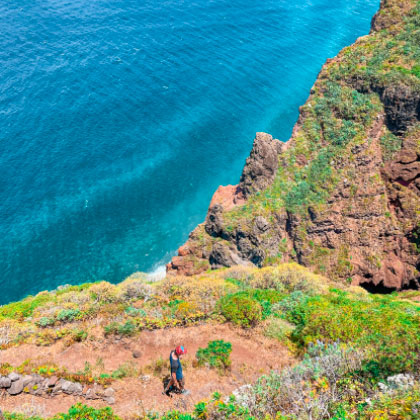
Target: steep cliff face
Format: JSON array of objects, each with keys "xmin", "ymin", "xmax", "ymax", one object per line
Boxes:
[{"xmin": 167, "ymin": 0, "xmax": 420, "ymax": 291}]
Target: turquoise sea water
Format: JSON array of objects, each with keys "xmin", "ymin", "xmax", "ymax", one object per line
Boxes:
[{"xmin": 0, "ymin": 0, "xmax": 379, "ymax": 304}]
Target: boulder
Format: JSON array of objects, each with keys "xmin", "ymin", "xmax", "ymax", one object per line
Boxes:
[
  {"xmin": 8, "ymin": 372, "xmax": 20, "ymax": 382},
  {"xmin": 0, "ymin": 377, "xmax": 11, "ymax": 388},
  {"xmin": 105, "ymin": 396, "xmax": 115, "ymax": 405},
  {"xmin": 47, "ymin": 376, "xmax": 59, "ymax": 387},
  {"xmin": 103, "ymin": 387, "xmax": 115, "ymax": 398},
  {"xmin": 85, "ymin": 388, "xmax": 99, "ymax": 400},
  {"xmin": 22, "ymin": 375, "xmax": 33, "ymax": 388},
  {"xmin": 7, "ymin": 379, "xmax": 24, "ymax": 395},
  {"xmin": 62, "ymin": 381, "xmax": 83, "ymax": 395}
]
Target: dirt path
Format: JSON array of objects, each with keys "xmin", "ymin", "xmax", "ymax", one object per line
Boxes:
[{"xmin": 0, "ymin": 323, "xmax": 294, "ymax": 419}]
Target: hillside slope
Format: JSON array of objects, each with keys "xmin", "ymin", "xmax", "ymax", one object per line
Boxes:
[{"xmin": 168, "ymin": 0, "xmax": 420, "ymax": 292}]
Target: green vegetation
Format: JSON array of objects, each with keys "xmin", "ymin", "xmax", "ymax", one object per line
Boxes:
[
  {"xmin": 4, "ymin": 404, "xmax": 120, "ymax": 420},
  {"xmin": 196, "ymin": 340, "xmax": 232, "ymax": 371},
  {"xmin": 218, "ymin": 293, "xmax": 262, "ymax": 328},
  {"xmin": 3, "ymin": 264, "xmax": 420, "ymax": 419}
]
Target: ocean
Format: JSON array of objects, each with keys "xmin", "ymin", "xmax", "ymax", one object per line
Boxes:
[{"xmin": 0, "ymin": 0, "xmax": 379, "ymax": 304}]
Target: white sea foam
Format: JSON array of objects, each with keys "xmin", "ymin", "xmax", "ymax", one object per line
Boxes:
[{"xmin": 146, "ymin": 264, "xmax": 167, "ymax": 282}]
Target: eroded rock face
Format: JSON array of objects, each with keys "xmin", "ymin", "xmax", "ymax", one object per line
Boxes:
[
  {"xmin": 381, "ymin": 84, "xmax": 420, "ymax": 134},
  {"xmin": 239, "ymin": 132, "xmax": 283, "ymax": 197}
]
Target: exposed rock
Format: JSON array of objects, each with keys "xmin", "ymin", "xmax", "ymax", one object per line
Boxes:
[
  {"xmin": 209, "ymin": 242, "xmax": 251, "ymax": 269},
  {"xmin": 208, "ymin": 185, "xmax": 245, "ymax": 211},
  {"xmin": 255, "ymin": 216, "xmax": 270, "ymax": 233},
  {"xmin": 22, "ymin": 375, "xmax": 33, "ymax": 388},
  {"xmin": 7, "ymin": 378, "xmax": 24, "ymax": 395},
  {"xmin": 8, "ymin": 372, "xmax": 20, "ymax": 382},
  {"xmin": 132, "ymin": 350, "xmax": 142, "ymax": 359},
  {"xmin": 239, "ymin": 132, "xmax": 283, "ymax": 197},
  {"xmin": 104, "ymin": 387, "xmax": 115, "ymax": 398},
  {"xmin": 61, "ymin": 380, "xmax": 83, "ymax": 395},
  {"xmin": 85, "ymin": 388, "xmax": 100, "ymax": 400},
  {"xmin": 46, "ymin": 375, "xmax": 59, "ymax": 387},
  {"xmin": 205, "ymin": 205, "xmax": 226, "ymax": 238},
  {"xmin": 0, "ymin": 377, "xmax": 11, "ymax": 388},
  {"xmin": 381, "ymin": 83, "xmax": 420, "ymax": 134}
]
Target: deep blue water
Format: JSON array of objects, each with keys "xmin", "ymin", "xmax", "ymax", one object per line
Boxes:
[{"xmin": 0, "ymin": 0, "xmax": 379, "ymax": 304}]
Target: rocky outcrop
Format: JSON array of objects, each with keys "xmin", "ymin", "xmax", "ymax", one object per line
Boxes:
[
  {"xmin": 168, "ymin": 0, "xmax": 420, "ymax": 291},
  {"xmin": 239, "ymin": 132, "xmax": 284, "ymax": 197},
  {"xmin": 0, "ymin": 372, "xmax": 115, "ymax": 404}
]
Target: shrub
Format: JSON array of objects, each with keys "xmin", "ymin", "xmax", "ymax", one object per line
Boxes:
[
  {"xmin": 111, "ymin": 361, "xmax": 138, "ymax": 379},
  {"xmin": 264, "ymin": 318, "xmax": 294, "ymax": 342},
  {"xmin": 125, "ymin": 306, "xmax": 147, "ymax": 317},
  {"xmin": 52, "ymin": 403, "xmax": 121, "ymax": 420},
  {"xmin": 287, "ymin": 291, "xmax": 420, "ymax": 378},
  {"xmin": 37, "ymin": 317, "xmax": 55, "ymax": 328},
  {"xmin": 4, "ymin": 404, "xmax": 121, "ymax": 420},
  {"xmin": 104, "ymin": 320, "xmax": 136, "ymax": 337},
  {"xmin": 56, "ymin": 309, "xmax": 81, "ymax": 323},
  {"xmin": 89, "ymin": 282, "xmax": 117, "ymax": 303},
  {"xmin": 218, "ymin": 294, "xmax": 262, "ymax": 328},
  {"xmin": 196, "ymin": 340, "xmax": 232, "ymax": 371},
  {"xmin": 238, "ymin": 342, "xmax": 364, "ymax": 419}
]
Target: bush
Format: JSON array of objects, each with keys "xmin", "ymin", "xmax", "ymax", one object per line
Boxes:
[
  {"xmin": 37, "ymin": 317, "xmax": 55, "ymax": 328},
  {"xmin": 56, "ymin": 309, "xmax": 81, "ymax": 323},
  {"xmin": 287, "ymin": 291, "xmax": 420, "ymax": 378},
  {"xmin": 4, "ymin": 403, "xmax": 121, "ymax": 420},
  {"xmin": 196, "ymin": 340, "xmax": 232, "ymax": 371},
  {"xmin": 111, "ymin": 361, "xmax": 138, "ymax": 379},
  {"xmin": 264, "ymin": 318, "xmax": 294, "ymax": 342},
  {"xmin": 218, "ymin": 293, "xmax": 262, "ymax": 328},
  {"xmin": 104, "ymin": 320, "xmax": 136, "ymax": 337},
  {"xmin": 52, "ymin": 404, "xmax": 121, "ymax": 420},
  {"xmin": 238, "ymin": 342, "xmax": 364, "ymax": 419}
]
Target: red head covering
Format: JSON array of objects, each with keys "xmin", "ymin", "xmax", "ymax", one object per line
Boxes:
[{"xmin": 175, "ymin": 345, "xmax": 187, "ymax": 356}]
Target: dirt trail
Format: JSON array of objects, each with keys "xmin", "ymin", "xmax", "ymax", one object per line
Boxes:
[{"xmin": 0, "ymin": 323, "xmax": 294, "ymax": 419}]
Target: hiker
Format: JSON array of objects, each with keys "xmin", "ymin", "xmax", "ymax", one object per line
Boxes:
[{"xmin": 162, "ymin": 345, "xmax": 188, "ymax": 397}]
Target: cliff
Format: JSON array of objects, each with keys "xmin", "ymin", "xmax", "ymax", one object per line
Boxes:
[{"xmin": 167, "ymin": 0, "xmax": 420, "ymax": 291}]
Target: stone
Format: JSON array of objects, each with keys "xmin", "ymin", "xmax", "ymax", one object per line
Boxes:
[
  {"xmin": 132, "ymin": 350, "xmax": 141, "ymax": 359},
  {"xmin": 255, "ymin": 216, "xmax": 269, "ymax": 232},
  {"xmin": 85, "ymin": 388, "xmax": 99, "ymax": 400},
  {"xmin": 0, "ymin": 377, "xmax": 12, "ymax": 388},
  {"xmin": 7, "ymin": 379, "xmax": 24, "ymax": 395},
  {"xmin": 47, "ymin": 375, "xmax": 59, "ymax": 387},
  {"xmin": 61, "ymin": 380, "xmax": 75, "ymax": 394},
  {"xmin": 8, "ymin": 372, "xmax": 20, "ymax": 382},
  {"xmin": 103, "ymin": 387, "xmax": 115, "ymax": 398},
  {"xmin": 104, "ymin": 396, "xmax": 115, "ymax": 405},
  {"xmin": 22, "ymin": 375, "xmax": 33, "ymax": 388}
]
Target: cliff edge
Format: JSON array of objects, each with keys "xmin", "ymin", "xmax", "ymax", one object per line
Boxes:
[{"xmin": 168, "ymin": 0, "xmax": 420, "ymax": 291}]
